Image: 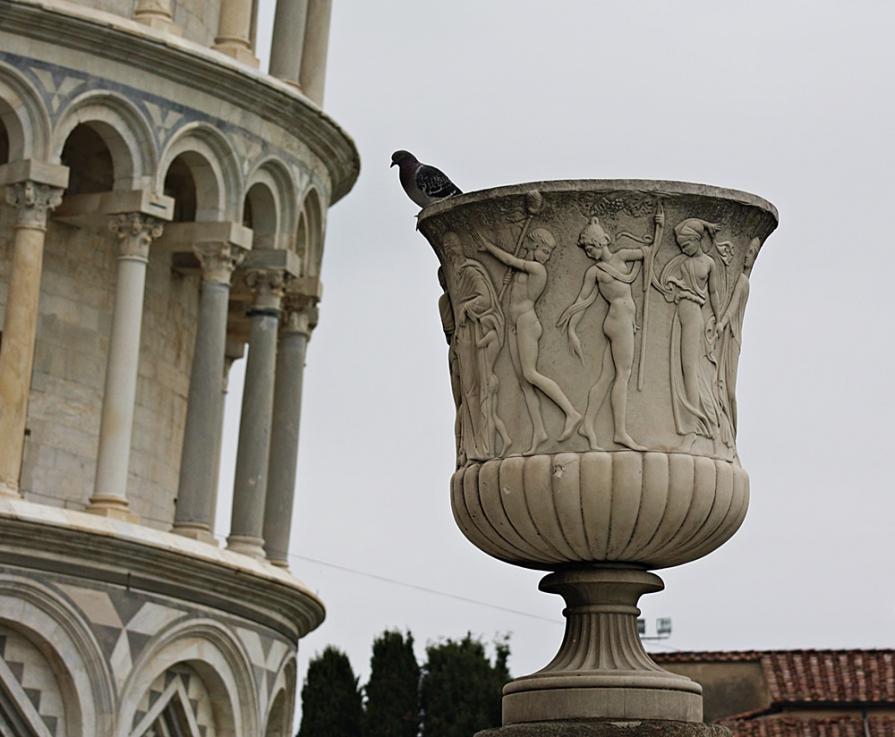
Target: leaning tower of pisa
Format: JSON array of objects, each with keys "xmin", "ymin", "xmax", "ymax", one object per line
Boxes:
[{"xmin": 0, "ymin": 0, "xmax": 358, "ymax": 733}]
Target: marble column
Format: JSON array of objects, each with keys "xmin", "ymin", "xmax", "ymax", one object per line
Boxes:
[
  {"xmin": 263, "ymin": 294, "xmax": 316, "ymax": 566},
  {"xmin": 298, "ymin": 0, "xmax": 332, "ymax": 105},
  {"xmin": 173, "ymin": 242, "xmax": 245, "ymax": 542},
  {"xmin": 209, "ymin": 337, "xmax": 245, "ymax": 538},
  {"xmin": 269, "ymin": 0, "xmax": 309, "ymax": 86},
  {"xmin": 227, "ymin": 269, "xmax": 285, "ymax": 557},
  {"xmin": 0, "ymin": 182, "xmax": 63, "ymax": 498},
  {"xmin": 214, "ymin": 0, "xmax": 259, "ymax": 67},
  {"xmin": 134, "ymin": 0, "xmax": 175, "ymax": 31},
  {"xmin": 89, "ymin": 213, "xmax": 163, "ymax": 520}
]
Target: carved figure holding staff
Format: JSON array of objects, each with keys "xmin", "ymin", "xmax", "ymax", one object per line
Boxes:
[
  {"xmin": 716, "ymin": 237, "xmax": 761, "ymax": 448},
  {"xmin": 437, "ymin": 266, "xmax": 465, "ymax": 464},
  {"xmin": 557, "ymin": 214, "xmax": 660, "ymax": 451},
  {"xmin": 475, "ymin": 228, "xmax": 581, "ymax": 454}
]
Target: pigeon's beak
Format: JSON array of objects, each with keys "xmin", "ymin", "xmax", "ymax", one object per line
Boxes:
[{"xmin": 390, "ymin": 161, "xmax": 396, "ymax": 168}]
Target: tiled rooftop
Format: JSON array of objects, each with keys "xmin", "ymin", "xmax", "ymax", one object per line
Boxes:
[
  {"xmin": 721, "ymin": 715, "xmax": 895, "ymax": 737},
  {"xmin": 655, "ymin": 649, "xmax": 895, "ymax": 704}
]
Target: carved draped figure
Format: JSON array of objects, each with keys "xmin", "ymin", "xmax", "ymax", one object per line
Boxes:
[
  {"xmin": 717, "ymin": 271, "xmax": 751, "ymax": 443},
  {"xmin": 657, "ymin": 252, "xmax": 723, "ymax": 442},
  {"xmin": 451, "ymin": 259, "xmax": 505, "ymax": 461}
]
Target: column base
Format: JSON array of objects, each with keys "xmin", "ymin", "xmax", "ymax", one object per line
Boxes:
[
  {"xmin": 0, "ymin": 482, "xmax": 21, "ymax": 499},
  {"xmin": 135, "ymin": 14, "xmax": 180, "ymax": 34},
  {"xmin": 212, "ymin": 42, "xmax": 260, "ymax": 68},
  {"xmin": 171, "ymin": 523, "xmax": 219, "ymax": 545},
  {"xmin": 503, "ymin": 568, "xmax": 701, "ymax": 725},
  {"xmin": 477, "ymin": 720, "xmax": 729, "ymax": 737},
  {"xmin": 226, "ymin": 535, "xmax": 266, "ymax": 558},
  {"xmin": 86, "ymin": 496, "xmax": 139, "ymax": 523}
]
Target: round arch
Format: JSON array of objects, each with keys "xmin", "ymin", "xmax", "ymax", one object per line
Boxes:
[
  {"xmin": 263, "ymin": 652, "xmax": 296, "ymax": 737},
  {"xmin": 243, "ymin": 175, "xmax": 279, "ymax": 250},
  {"xmin": 295, "ymin": 210, "xmax": 308, "ymax": 264},
  {"xmin": 0, "ymin": 576, "xmax": 115, "ymax": 737},
  {"xmin": 0, "ymin": 62, "xmax": 51, "ymax": 162},
  {"xmin": 300, "ymin": 187, "xmax": 325, "ymax": 277},
  {"xmin": 159, "ymin": 123, "xmax": 242, "ymax": 222},
  {"xmin": 52, "ymin": 91, "xmax": 156, "ymax": 191},
  {"xmin": 117, "ymin": 618, "xmax": 259, "ymax": 737},
  {"xmin": 246, "ymin": 158, "xmax": 299, "ymax": 251}
]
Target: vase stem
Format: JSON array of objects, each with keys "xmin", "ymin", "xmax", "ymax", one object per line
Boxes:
[{"xmin": 502, "ymin": 566, "xmax": 702, "ymax": 725}]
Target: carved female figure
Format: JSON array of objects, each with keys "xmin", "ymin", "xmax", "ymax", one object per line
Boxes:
[
  {"xmin": 442, "ymin": 233, "xmax": 511, "ymax": 460},
  {"xmin": 557, "ymin": 215, "xmax": 659, "ymax": 451},
  {"xmin": 655, "ymin": 218, "xmax": 725, "ymax": 450},
  {"xmin": 475, "ymin": 229, "xmax": 581, "ymax": 454},
  {"xmin": 437, "ymin": 266, "xmax": 464, "ymax": 463},
  {"xmin": 716, "ymin": 237, "xmax": 760, "ymax": 446}
]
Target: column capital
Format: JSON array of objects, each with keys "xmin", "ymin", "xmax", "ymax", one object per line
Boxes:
[
  {"xmin": 5, "ymin": 181, "xmax": 64, "ymax": 231},
  {"xmin": 281, "ymin": 293, "xmax": 318, "ymax": 336},
  {"xmin": 108, "ymin": 213, "xmax": 164, "ymax": 260},
  {"xmin": 194, "ymin": 241, "xmax": 247, "ymax": 284},
  {"xmin": 245, "ymin": 269, "xmax": 287, "ymax": 312}
]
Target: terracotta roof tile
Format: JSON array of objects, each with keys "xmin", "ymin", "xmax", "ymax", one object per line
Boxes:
[
  {"xmin": 653, "ymin": 649, "xmax": 895, "ymax": 704},
  {"xmin": 721, "ymin": 715, "xmax": 895, "ymax": 737}
]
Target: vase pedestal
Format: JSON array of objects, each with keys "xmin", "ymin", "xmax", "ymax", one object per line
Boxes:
[{"xmin": 503, "ymin": 568, "xmax": 701, "ymax": 725}]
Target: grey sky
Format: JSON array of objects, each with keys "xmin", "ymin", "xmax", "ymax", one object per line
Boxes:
[{"xmin": 216, "ymin": 0, "xmax": 895, "ymax": 699}]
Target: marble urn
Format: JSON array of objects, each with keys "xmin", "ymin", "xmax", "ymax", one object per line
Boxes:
[{"xmin": 417, "ymin": 180, "xmax": 778, "ymax": 727}]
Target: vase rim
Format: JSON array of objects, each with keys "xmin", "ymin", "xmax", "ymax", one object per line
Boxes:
[{"xmin": 419, "ymin": 178, "xmax": 779, "ymax": 224}]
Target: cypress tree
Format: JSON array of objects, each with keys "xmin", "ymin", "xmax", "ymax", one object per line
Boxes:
[
  {"xmin": 364, "ymin": 630, "xmax": 421, "ymax": 737},
  {"xmin": 420, "ymin": 634, "xmax": 511, "ymax": 737},
  {"xmin": 297, "ymin": 646, "xmax": 363, "ymax": 737}
]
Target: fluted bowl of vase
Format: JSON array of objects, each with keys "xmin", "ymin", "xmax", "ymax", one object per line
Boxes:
[{"xmin": 417, "ymin": 180, "xmax": 778, "ymax": 726}]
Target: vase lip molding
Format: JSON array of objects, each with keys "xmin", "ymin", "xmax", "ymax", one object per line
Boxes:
[{"xmin": 420, "ymin": 179, "xmax": 779, "ymax": 225}]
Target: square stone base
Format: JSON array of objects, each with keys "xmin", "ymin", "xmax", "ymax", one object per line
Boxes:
[{"xmin": 476, "ymin": 721, "xmax": 729, "ymax": 737}]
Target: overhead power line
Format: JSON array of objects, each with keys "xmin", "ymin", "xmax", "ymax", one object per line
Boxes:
[
  {"xmin": 288, "ymin": 552, "xmax": 563, "ymax": 625},
  {"xmin": 212, "ymin": 530, "xmax": 679, "ymax": 647}
]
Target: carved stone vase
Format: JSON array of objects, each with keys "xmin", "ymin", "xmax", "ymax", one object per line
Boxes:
[{"xmin": 417, "ymin": 180, "xmax": 778, "ymax": 727}]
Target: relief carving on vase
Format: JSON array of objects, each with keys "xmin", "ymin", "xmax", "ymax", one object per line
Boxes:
[
  {"xmin": 440, "ymin": 233, "xmax": 511, "ymax": 464},
  {"xmin": 652, "ymin": 217, "xmax": 737, "ymax": 455},
  {"xmin": 475, "ymin": 228, "xmax": 581, "ymax": 454},
  {"xmin": 429, "ymin": 185, "xmax": 769, "ymax": 467},
  {"xmin": 716, "ymin": 236, "xmax": 760, "ymax": 444},
  {"xmin": 556, "ymin": 207, "xmax": 661, "ymax": 452}
]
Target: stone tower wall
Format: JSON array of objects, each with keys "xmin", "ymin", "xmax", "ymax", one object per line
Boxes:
[
  {"xmin": 0, "ymin": 210, "xmax": 200, "ymax": 528},
  {"xmin": 0, "ymin": 0, "xmax": 356, "ymax": 733}
]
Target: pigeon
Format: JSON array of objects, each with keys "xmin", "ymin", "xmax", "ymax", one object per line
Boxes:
[{"xmin": 391, "ymin": 150, "xmax": 462, "ymax": 208}]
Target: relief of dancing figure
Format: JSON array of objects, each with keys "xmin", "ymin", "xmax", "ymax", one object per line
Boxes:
[
  {"xmin": 654, "ymin": 218, "xmax": 727, "ymax": 451},
  {"xmin": 557, "ymin": 215, "xmax": 659, "ymax": 451},
  {"xmin": 475, "ymin": 228, "xmax": 582, "ymax": 454}
]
